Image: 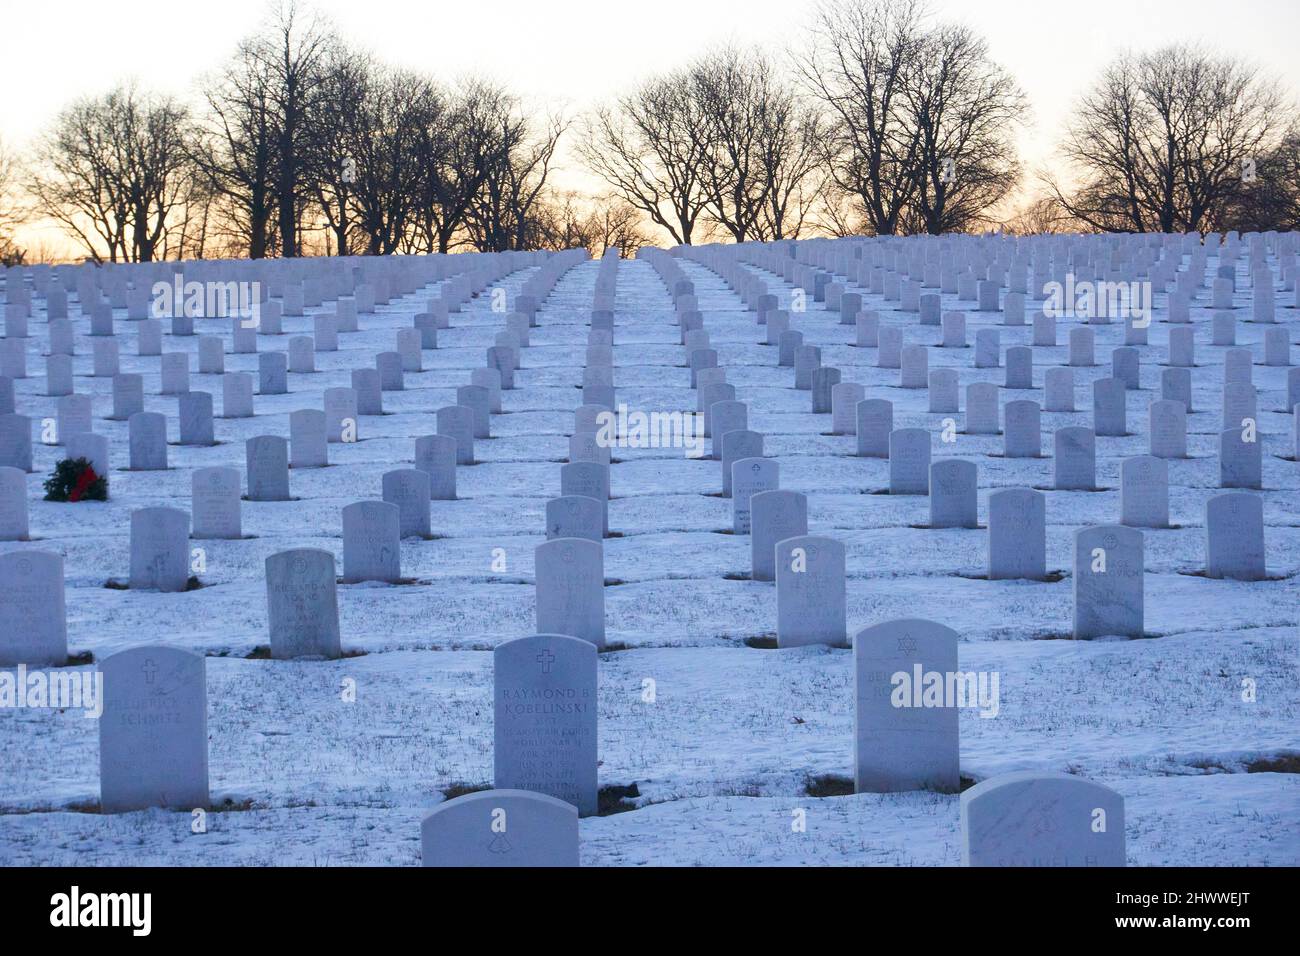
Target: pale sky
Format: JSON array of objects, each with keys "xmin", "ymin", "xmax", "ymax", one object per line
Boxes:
[{"xmin": 6, "ymin": 0, "xmax": 1300, "ymax": 251}]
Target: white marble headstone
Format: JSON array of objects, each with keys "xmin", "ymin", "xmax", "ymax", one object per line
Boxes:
[
  {"xmin": 493, "ymin": 634, "xmax": 598, "ymax": 815},
  {"xmin": 961, "ymin": 771, "xmax": 1125, "ymax": 866},
  {"xmin": 534, "ymin": 538, "xmax": 605, "ymax": 649},
  {"xmin": 775, "ymin": 535, "xmax": 846, "ymax": 647},
  {"xmin": 265, "ymin": 548, "xmax": 342, "ymax": 660},
  {"xmin": 854, "ymin": 618, "xmax": 960, "ymax": 793},
  {"xmin": 420, "ymin": 789, "xmax": 578, "ymax": 867},
  {"xmin": 99, "ymin": 645, "xmax": 209, "ymax": 813},
  {"xmin": 0, "ymin": 550, "xmax": 67, "ymax": 665},
  {"xmin": 1073, "ymin": 525, "xmax": 1144, "ymax": 639}
]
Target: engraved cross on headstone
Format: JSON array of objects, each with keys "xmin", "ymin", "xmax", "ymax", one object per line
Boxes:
[
  {"xmin": 536, "ymin": 649, "xmax": 556, "ymax": 674},
  {"xmin": 143, "ymin": 659, "xmax": 157, "ymax": 684}
]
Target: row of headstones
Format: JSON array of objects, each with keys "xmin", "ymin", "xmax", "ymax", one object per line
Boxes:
[
  {"xmin": 6, "ymin": 473, "xmax": 1262, "ymax": 671},
  {"xmin": 778, "ymin": 253, "xmax": 1299, "ymax": 328},
  {"xmin": 0, "ymin": 252, "xmax": 529, "ymax": 431},
  {"xmin": 660, "ymin": 258, "xmax": 885, "ymax": 650},
  {"xmin": 0, "ymin": 539, "xmax": 347, "ymax": 666},
  {"xmin": 0, "ymin": 252, "xmax": 610, "ymax": 644},
  {"xmin": 676, "ymin": 244, "xmax": 1274, "ymax": 581},
  {"xmin": 2, "ymin": 250, "xmax": 539, "ymax": 326},
  {"xmin": 4, "ymin": 372, "xmax": 1266, "ymax": 486},
  {"xmin": 0, "ymin": 250, "xmax": 551, "ymax": 497},
  {"xmin": 742, "ymin": 229, "xmax": 1295, "ymax": 319},
  {"xmin": 636, "ymin": 250, "xmax": 760, "ymax": 496},
  {"xmin": 708, "ymin": 233, "xmax": 1286, "ymax": 422},
  {"xmin": 432, "ymin": 621, "xmax": 1127, "ymax": 866},
  {"xmin": 832, "ymin": 384, "xmax": 1277, "ymax": 491},
  {"xmin": 679, "ymin": 237, "xmax": 1292, "ymax": 408},
  {"xmin": 793, "ymin": 246, "xmax": 1292, "ymax": 489},
  {"xmin": 0, "ymin": 533, "xmax": 591, "ymax": 668},
  {"xmin": 672, "ymin": 249, "xmax": 1268, "ymax": 646},
  {"xmin": 681, "ymin": 241, "xmax": 1290, "ymax": 452},
  {"xmin": 70, "ymin": 634, "xmax": 1124, "ymax": 866},
  {"xmin": 2, "ymin": 250, "xmax": 441, "ymax": 306},
  {"xmin": 681, "ymin": 237, "xmax": 1292, "ymax": 455},
  {"xmin": 0, "ymin": 253, "xmax": 536, "ymax": 406},
  {"xmin": 0, "ymin": 254, "xmax": 596, "ymax": 665},
  {"xmin": 328, "ymin": 250, "xmax": 596, "ymax": 581},
  {"xmin": 421, "ymin": 767, "xmax": 1126, "ymax": 866},
  {"xmin": 532, "ymin": 250, "xmax": 625, "ymax": 648},
  {"xmin": 760, "ymin": 511, "xmax": 1145, "ymax": 643}
]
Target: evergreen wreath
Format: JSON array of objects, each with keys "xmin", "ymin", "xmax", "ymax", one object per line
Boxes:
[{"xmin": 43, "ymin": 457, "xmax": 108, "ymax": 502}]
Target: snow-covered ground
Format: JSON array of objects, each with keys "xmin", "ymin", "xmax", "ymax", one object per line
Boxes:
[{"xmin": 0, "ymin": 249, "xmax": 1297, "ymax": 866}]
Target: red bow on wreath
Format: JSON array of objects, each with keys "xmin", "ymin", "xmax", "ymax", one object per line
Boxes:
[{"xmin": 69, "ymin": 464, "xmax": 99, "ymax": 502}]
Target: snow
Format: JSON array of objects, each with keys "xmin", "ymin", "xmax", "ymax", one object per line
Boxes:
[{"xmin": 0, "ymin": 250, "xmax": 1297, "ymax": 866}]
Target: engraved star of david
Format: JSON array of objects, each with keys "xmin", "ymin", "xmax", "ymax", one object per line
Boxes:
[{"xmin": 1030, "ymin": 810, "xmax": 1056, "ymax": 837}]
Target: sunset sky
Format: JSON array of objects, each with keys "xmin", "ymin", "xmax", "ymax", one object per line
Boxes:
[{"xmin": 7, "ymin": 0, "xmax": 1300, "ymax": 252}]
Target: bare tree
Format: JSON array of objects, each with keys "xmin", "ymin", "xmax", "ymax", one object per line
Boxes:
[
  {"xmin": 301, "ymin": 45, "xmax": 372, "ymax": 256},
  {"xmin": 159, "ymin": 161, "xmax": 216, "ymax": 260},
  {"xmin": 531, "ymin": 192, "xmax": 650, "ymax": 257},
  {"xmin": 579, "ymin": 70, "xmax": 713, "ymax": 244},
  {"xmin": 798, "ymin": 0, "xmax": 1023, "ymax": 236},
  {"xmin": 342, "ymin": 66, "xmax": 438, "ymax": 255},
  {"xmin": 0, "ymin": 138, "xmax": 28, "ymax": 265},
  {"xmin": 194, "ymin": 2, "xmax": 336, "ymax": 258},
  {"xmin": 587, "ymin": 196, "xmax": 650, "ymax": 257},
  {"xmin": 755, "ymin": 104, "xmax": 826, "ymax": 240},
  {"xmin": 411, "ymin": 78, "xmax": 501, "ymax": 253},
  {"xmin": 795, "ymin": 0, "xmax": 927, "ymax": 236},
  {"xmin": 903, "ymin": 22, "xmax": 1025, "ymax": 234},
  {"xmin": 1048, "ymin": 44, "xmax": 1288, "ymax": 233},
  {"xmin": 1001, "ymin": 194, "xmax": 1075, "ymax": 235},
  {"xmin": 195, "ymin": 38, "xmax": 280, "ymax": 258},
  {"xmin": 691, "ymin": 46, "xmax": 825, "ymax": 241},
  {"xmin": 28, "ymin": 82, "xmax": 196, "ymax": 262},
  {"xmin": 1220, "ymin": 126, "xmax": 1300, "ymax": 232},
  {"xmin": 810, "ymin": 179, "xmax": 869, "ymax": 237},
  {"xmin": 529, "ymin": 191, "xmax": 584, "ymax": 252},
  {"xmin": 256, "ymin": 1, "xmax": 335, "ymax": 256},
  {"xmin": 465, "ymin": 91, "xmax": 566, "ymax": 252}
]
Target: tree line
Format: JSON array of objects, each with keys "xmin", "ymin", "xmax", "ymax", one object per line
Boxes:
[{"xmin": 2, "ymin": 0, "xmax": 1298, "ymax": 266}]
